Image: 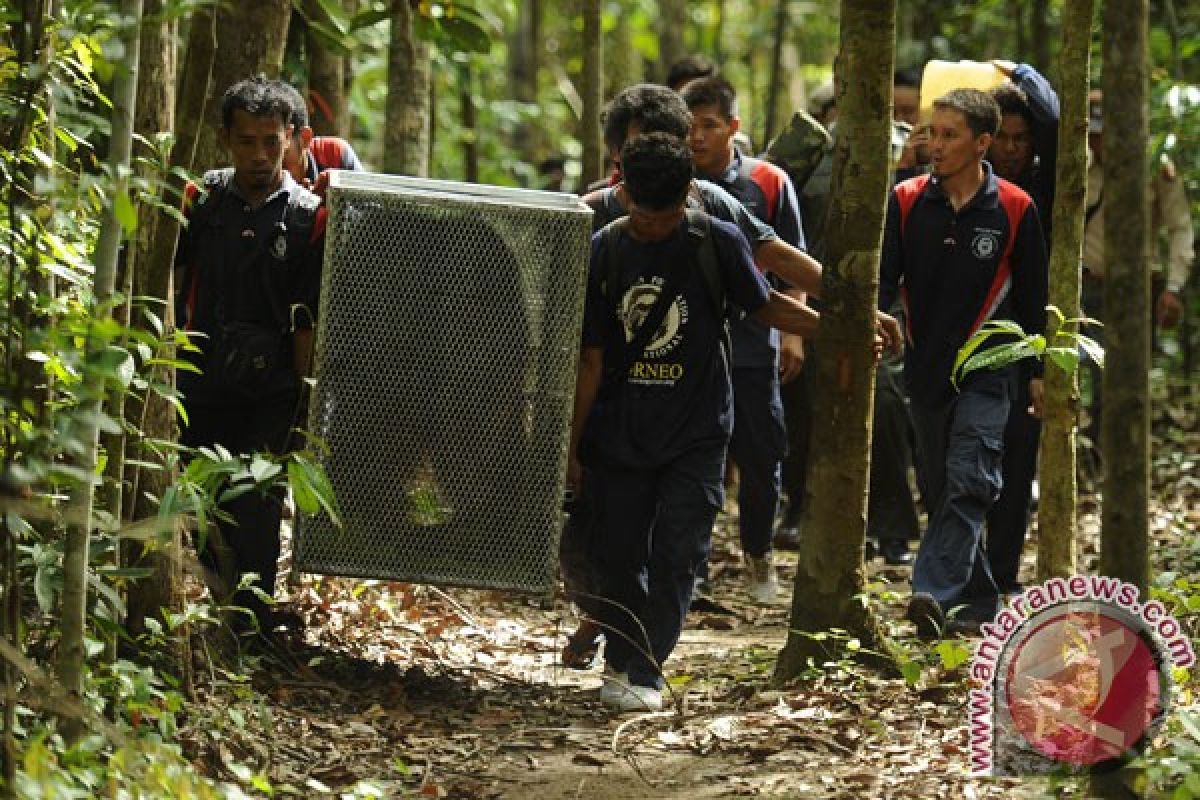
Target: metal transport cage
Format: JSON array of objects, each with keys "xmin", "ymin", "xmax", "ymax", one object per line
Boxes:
[{"xmin": 294, "ymin": 172, "xmax": 593, "ymax": 593}]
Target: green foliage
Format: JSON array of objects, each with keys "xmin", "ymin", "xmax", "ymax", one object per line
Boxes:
[{"xmin": 953, "ymin": 305, "xmax": 1104, "ymax": 388}]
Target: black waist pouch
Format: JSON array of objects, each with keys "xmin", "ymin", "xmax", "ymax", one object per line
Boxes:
[{"xmin": 206, "ymin": 321, "xmax": 294, "ymax": 398}]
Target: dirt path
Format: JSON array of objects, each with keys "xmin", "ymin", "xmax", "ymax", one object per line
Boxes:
[{"xmin": 183, "ymin": 514, "xmax": 1054, "ymax": 799}]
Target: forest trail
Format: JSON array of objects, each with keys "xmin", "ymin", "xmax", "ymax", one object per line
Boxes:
[{"xmin": 182, "ymin": 513, "xmax": 1069, "ymax": 799}]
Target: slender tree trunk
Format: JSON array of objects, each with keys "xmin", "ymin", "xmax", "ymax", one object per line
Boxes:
[
  {"xmin": 306, "ymin": 0, "xmax": 346, "ymax": 136},
  {"xmin": 775, "ymin": 0, "xmax": 898, "ymax": 679},
  {"xmin": 507, "ymin": 0, "xmax": 540, "ymax": 163},
  {"xmin": 118, "ymin": 0, "xmax": 186, "ymax": 665},
  {"xmin": 384, "ymin": 0, "xmax": 431, "ymax": 176},
  {"xmin": 580, "ymin": 0, "xmax": 603, "ymax": 186},
  {"xmin": 761, "ymin": 0, "xmax": 789, "ymax": 151},
  {"xmin": 57, "ymin": 0, "xmax": 142, "ymax": 740},
  {"xmin": 191, "ymin": 0, "xmax": 290, "ymax": 173},
  {"xmin": 1098, "ymin": 0, "xmax": 1149, "ymax": 594},
  {"xmin": 1037, "ymin": 0, "xmax": 1095, "ymax": 581},
  {"xmin": 656, "ymin": 0, "xmax": 687, "ymax": 82},
  {"xmin": 343, "ymin": 0, "xmax": 359, "ymax": 138},
  {"xmin": 1030, "ymin": 0, "xmax": 1051, "ymax": 75},
  {"xmin": 460, "ymin": 63, "xmax": 478, "ymax": 183}
]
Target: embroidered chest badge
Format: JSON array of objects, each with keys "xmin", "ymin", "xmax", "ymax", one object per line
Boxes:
[
  {"xmin": 971, "ymin": 230, "xmax": 1000, "ymax": 260},
  {"xmin": 270, "ymin": 230, "xmax": 289, "ymax": 260}
]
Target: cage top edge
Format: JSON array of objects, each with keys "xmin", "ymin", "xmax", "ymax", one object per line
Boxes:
[{"xmin": 327, "ymin": 170, "xmax": 595, "ymax": 215}]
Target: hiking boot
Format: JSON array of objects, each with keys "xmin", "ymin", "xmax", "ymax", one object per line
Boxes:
[
  {"xmin": 906, "ymin": 592, "xmax": 945, "ymax": 640},
  {"xmin": 599, "ymin": 668, "xmax": 663, "ymax": 712},
  {"xmin": 746, "ymin": 553, "xmax": 780, "ymax": 605},
  {"xmin": 773, "ymin": 521, "xmax": 801, "ymax": 551},
  {"xmin": 880, "ymin": 539, "xmax": 914, "ymax": 566}
]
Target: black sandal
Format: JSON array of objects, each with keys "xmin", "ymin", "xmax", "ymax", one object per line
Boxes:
[{"xmin": 562, "ymin": 624, "xmax": 601, "ymax": 670}]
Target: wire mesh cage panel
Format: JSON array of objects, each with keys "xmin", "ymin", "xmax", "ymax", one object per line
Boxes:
[{"xmin": 294, "ymin": 172, "xmax": 593, "ymax": 592}]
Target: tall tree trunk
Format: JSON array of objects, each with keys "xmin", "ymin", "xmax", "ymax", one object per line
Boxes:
[
  {"xmin": 121, "ymin": 0, "xmax": 186, "ymax": 659},
  {"xmin": 711, "ymin": 0, "xmax": 727, "ymax": 64},
  {"xmin": 775, "ymin": 0, "xmax": 898, "ymax": 679},
  {"xmin": 655, "ymin": 0, "xmax": 687, "ymax": 82},
  {"xmin": 57, "ymin": 0, "xmax": 142, "ymax": 740},
  {"xmin": 384, "ymin": 0, "xmax": 431, "ymax": 176},
  {"xmin": 460, "ymin": 62, "xmax": 478, "ymax": 183},
  {"xmin": 580, "ymin": 0, "xmax": 603, "ymax": 186},
  {"xmin": 761, "ymin": 0, "xmax": 789, "ymax": 151},
  {"xmin": 343, "ymin": 0, "xmax": 359, "ymax": 138},
  {"xmin": 1098, "ymin": 0, "xmax": 1149, "ymax": 592},
  {"xmin": 508, "ymin": 0, "xmax": 544, "ymax": 165},
  {"xmin": 191, "ymin": 0, "xmax": 290, "ymax": 174},
  {"xmin": 1037, "ymin": 0, "xmax": 1095, "ymax": 581},
  {"xmin": 306, "ymin": 0, "xmax": 346, "ymax": 136},
  {"xmin": 1030, "ymin": 0, "xmax": 1051, "ymax": 75}
]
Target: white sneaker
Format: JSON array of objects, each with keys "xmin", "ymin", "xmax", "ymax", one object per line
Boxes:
[
  {"xmin": 746, "ymin": 553, "xmax": 780, "ymax": 605},
  {"xmin": 599, "ymin": 668, "xmax": 663, "ymax": 712}
]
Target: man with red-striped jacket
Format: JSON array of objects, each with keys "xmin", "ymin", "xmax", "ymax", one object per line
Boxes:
[
  {"xmin": 683, "ymin": 76, "xmax": 807, "ymax": 604},
  {"xmin": 880, "ymin": 88, "xmax": 1047, "ymax": 639}
]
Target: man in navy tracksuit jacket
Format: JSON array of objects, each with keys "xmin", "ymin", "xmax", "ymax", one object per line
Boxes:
[
  {"xmin": 879, "ymin": 89, "xmax": 1048, "ymax": 637},
  {"xmin": 683, "ymin": 76, "xmax": 808, "ymax": 604}
]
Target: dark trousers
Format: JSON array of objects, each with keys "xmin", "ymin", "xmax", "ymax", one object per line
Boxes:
[
  {"xmin": 910, "ymin": 369, "xmax": 1013, "ymax": 620},
  {"xmin": 728, "ymin": 366, "xmax": 787, "ymax": 557},
  {"xmin": 985, "ymin": 377, "xmax": 1040, "ymax": 593},
  {"xmin": 181, "ymin": 391, "xmax": 299, "ymax": 622},
  {"xmin": 779, "ymin": 361, "xmax": 813, "ymax": 525},
  {"xmin": 867, "ymin": 362, "xmax": 921, "ymax": 543},
  {"xmin": 588, "ymin": 445, "xmax": 725, "ymax": 689}
]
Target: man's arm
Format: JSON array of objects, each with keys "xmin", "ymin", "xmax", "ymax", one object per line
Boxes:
[
  {"xmin": 567, "ymin": 346, "xmax": 603, "ymax": 488},
  {"xmin": 1155, "ymin": 163, "xmax": 1195, "ymax": 327},
  {"xmin": 750, "ymin": 290, "xmax": 820, "ymax": 339},
  {"xmin": 778, "ymin": 288, "xmax": 807, "ymax": 384}
]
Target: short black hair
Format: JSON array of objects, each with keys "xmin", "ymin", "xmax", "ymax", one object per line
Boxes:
[
  {"xmin": 220, "ymin": 74, "xmax": 293, "ymax": 130},
  {"xmin": 894, "ymin": 68, "xmax": 921, "ymax": 89},
  {"xmin": 666, "ymin": 55, "xmax": 718, "ymax": 91},
  {"xmin": 932, "ymin": 88, "xmax": 1000, "ymax": 138},
  {"xmin": 601, "ymin": 84, "xmax": 691, "ymax": 155},
  {"xmin": 681, "ymin": 76, "xmax": 738, "ymax": 120},
  {"xmin": 620, "ymin": 133, "xmax": 693, "ymax": 211},
  {"xmin": 990, "ymin": 83, "xmax": 1034, "ymax": 128},
  {"xmin": 273, "ymin": 80, "xmax": 310, "ymax": 131}
]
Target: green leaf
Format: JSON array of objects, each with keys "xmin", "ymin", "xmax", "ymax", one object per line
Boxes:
[
  {"xmin": 958, "ymin": 340, "xmax": 1038, "ymax": 382},
  {"xmin": 287, "ymin": 456, "xmax": 341, "ymax": 527},
  {"xmin": 114, "ymin": 189, "xmax": 138, "ymax": 236},
  {"xmin": 900, "ymin": 659, "xmax": 922, "ymax": 686},
  {"xmin": 935, "ymin": 640, "xmax": 971, "ymax": 670},
  {"xmin": 34, "ymin": 563, "xmax": 60, "ymax": 612},
  {"xmin": 1077, "ymin": 334, "xmax": 1105, "ymax": 369},
  {"xmin": 1045, "ymin": 346, "xmax": 1080, "ymax": 375},
  {"xmin": 439, "ymin": 16, "xmax": 491, "ymax": 53}
]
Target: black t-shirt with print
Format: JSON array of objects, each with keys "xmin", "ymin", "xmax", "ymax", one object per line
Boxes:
[{"xmin": 580, "ymin": 216, "xmax": 771, "ymax": 468}]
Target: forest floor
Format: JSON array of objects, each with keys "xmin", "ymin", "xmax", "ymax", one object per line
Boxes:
[{"xmin": 182, "ymin": 394, "xmax": 1199, "ymax": 799}]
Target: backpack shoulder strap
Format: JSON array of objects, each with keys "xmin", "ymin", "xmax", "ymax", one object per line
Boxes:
[
  {"xmin": 599, "ymin": 215, "xmax": 630, "ymax": 311},
  {"xmin": 683, "ymin": 208, "xmax": 725, "ymax": 319}
]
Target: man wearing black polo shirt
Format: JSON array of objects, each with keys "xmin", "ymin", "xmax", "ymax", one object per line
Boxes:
[
  {"xmin": 683, "ymin": 76, "xmax": 806, "ymax": 604},
  {"xmin": 880, "ymin": 89, "xmax": 1047, "ymax": 638},
  {"xmin": 175, "ymin": 75, "xmax": 326, "ymax": 634},
  {"xmin": 568, "ymin": 133, "xmax": 820, "ymax": 711}
]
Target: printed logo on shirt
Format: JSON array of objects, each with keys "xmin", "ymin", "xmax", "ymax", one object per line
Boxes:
[
  {"xmin": 620, "ymin": 278, "xmax": 688, "ymax": 387},
  {"xmin": 619, "ymin": 279, "xmax": 688, "ymax": 358},
  {"xmin": 971, "ymin": 228, "xmax": 1002, "ymax": 261}
]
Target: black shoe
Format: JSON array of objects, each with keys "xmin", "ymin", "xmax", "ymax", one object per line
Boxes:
[
  {"xmin": 906, "ymin": 593, "xmax": 945, "ymax": 640},
  {"xmin": 946, "ymin": 617, "xmax": 984, "ymax": 637},
  {"xmin": 773, "ymin": 522, "xmax": 801, "ymax": 551},
  {"xmin": 881, "ymin": 539, "xmax": 914, "ymax": 566}
]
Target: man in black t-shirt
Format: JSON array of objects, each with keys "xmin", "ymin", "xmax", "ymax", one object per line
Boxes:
[{"xmin": 567, "ymin": 133, "xmax": 819, "ymax": 712}]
